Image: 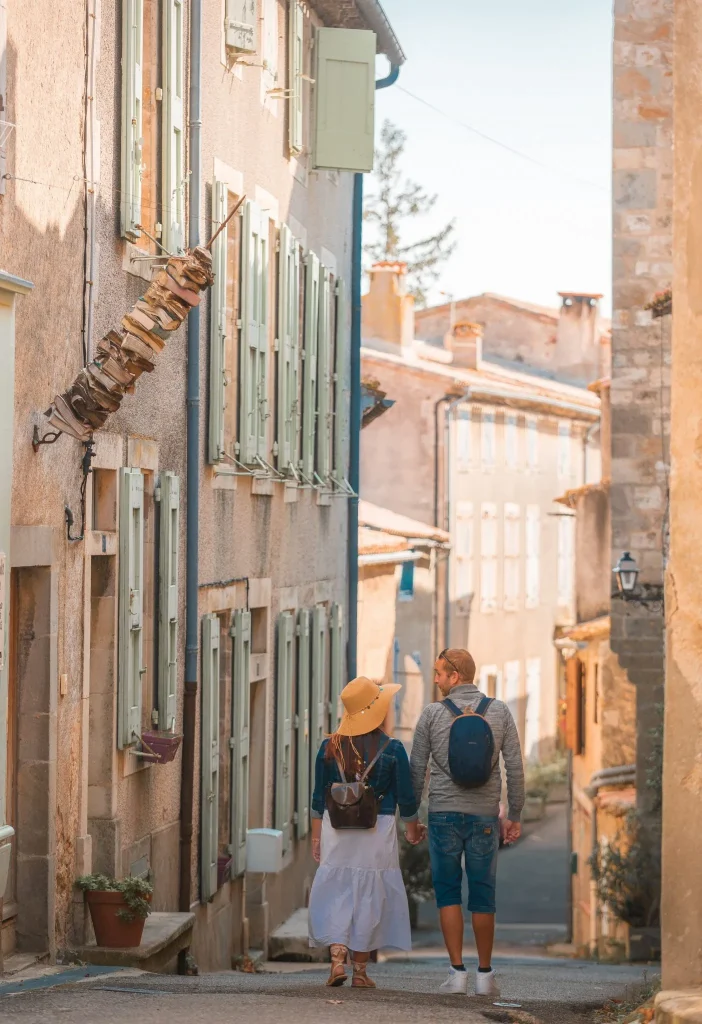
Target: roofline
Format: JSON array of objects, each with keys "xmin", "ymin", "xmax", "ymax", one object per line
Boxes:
[
  {"xmin": 0, "ymin": 271, "xmax": 34, "ymax": 295},
  {"xmin": 355, "ymin": 0, "xmax": 406, "ymax": 65},
  {"xmin": 559, "ymin": 616, "xmax": 610, "ymax": 642}
]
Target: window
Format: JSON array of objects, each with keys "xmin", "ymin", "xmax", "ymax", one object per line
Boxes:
[
  {"xmin": 239, "ymin": 201, "xmax": 271, "ymax": 465},
  {"xmin": 503, "ymin": 660, "xmax": 520, "ymax": 725},
  {"xmin": 455, "ymin": 501, "xmax": 474, "ymax": 601},
  {"xmin": 158, "ymin": 473, "xmax": 180, "ymax": 731},
  {"xmin": 316, "ymin": 267, "xmax": 333, "ymax": 481},
  {"xmin": 558, "ymin": 421, "xmax": 571, "ymax": 479},
  {"xmin": 163, "ymin": 0, "xmax": 185, "ymax": 252},
  {"xmin": 457, "ymin": 407, "xmax": 471, "ymax": 470},
  {"xmin": 526, "ymin": 415, "xmax": 539, "ymax": 472},
  {"xmin": 558, "ymin": 514, "xmax": 575, "ymax": 609},
  {"xmin": 479, "ymin": 665, "xmax": 499, "ymax": 699},
  {"xmin": 480, "ymin": 502, "xmax": 498, "ymax": 613},
  {"xmin": 505, "ymin": 413, "xmax": 518, "ymax": 469},
  {"xmin": 524, "ymin": 658, "xmax": 541, "ymax": 761},
  {"xmin": 289, "ymin": 0, "xmax": 304, "ymax": 154},
  {"xmin": 481, "ymin": 409, "xmax": 496, "ymax": 471},
  {"xmin": 399, "ymin": 561, "xmax": 415, "ymax": 602},
  {"xmin": 525, "ymin": 505, "xmax": 540, "ymax": 608},
  {"xmin": 503, "ymin": 503, "xmax": 521, "ymax": 611},
  {"xmin": 118, "ymin": 468, "xmax": 144, "ymax": 749}
]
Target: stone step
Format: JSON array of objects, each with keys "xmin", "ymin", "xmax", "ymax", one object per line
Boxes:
[
  {"xmin": 269, "ymin": 908, "xmax": 329, "ymax": 963},
  {"xmin": 656, "ymin": 990, "xmax": 702, "ymax": 1023},
  {"xmin": 71, "ymin": 912, "xmax": 195, "ymax": 973}
]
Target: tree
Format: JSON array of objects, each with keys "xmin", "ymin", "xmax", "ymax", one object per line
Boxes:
[{"xmin": 364, "ymin": 120, "xmax": 456, "ymax": 307}]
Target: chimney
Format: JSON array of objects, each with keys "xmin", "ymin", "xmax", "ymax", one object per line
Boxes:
[
  {"xmin": 555, "ymin": 292, "xmax": 602, "ymax": 385},
  {"xmin": 362, "ymin": 262, "xmax": 415, "ymax": 354},
  {"xmin": 444, "ymin": 320, "xmax": 483, "ymax": 370}
]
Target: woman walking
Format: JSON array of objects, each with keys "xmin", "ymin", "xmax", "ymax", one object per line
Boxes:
[{"xmin": 308, "ymin": 676, "xmax": 425, "ymax": 989}]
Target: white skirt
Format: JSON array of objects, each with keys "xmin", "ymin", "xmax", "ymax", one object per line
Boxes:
[{"xmin": 308, "ymin": 812, "xmax": 412, "ymax": 952}]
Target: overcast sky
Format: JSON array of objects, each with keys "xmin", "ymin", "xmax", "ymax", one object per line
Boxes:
[{"xmin": 371, "ymin": 0, "xmax": 612, "ymax": 312}]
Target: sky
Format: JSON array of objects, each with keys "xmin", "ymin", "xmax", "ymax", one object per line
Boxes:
[{"xmin": 370, "ymin": 0, "xmax": 613, "ymax": 313}]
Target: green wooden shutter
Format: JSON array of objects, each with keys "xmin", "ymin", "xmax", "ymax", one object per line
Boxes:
[
  {"xmin": 310, "ymin": 606, "xmax": 327, "ymax": 754},
  {"xmin": 333, "ymin": 278, "xmax": 348, "ymax": 485},
  {"xmin": 239, "ymin": 201, "xmax": 270, "ymax": 464},
  {"xmin": 158, "ymin": 472, "xmax": 179, "ymax": 731},
  {"xmin": 226, "ymin": 0, "xmax": 257, "ymax": 52},
  {"xmin": 329, "ymin": 602, "xmax": 344, "ymax": 729},
  {"xmin": 201, "ymin": 614, "xmax": 220, "ymax": 901},
  {"xmin": 275, "ymin": 612, "xmax": 294, "ymax": 853},
  {"xmin": 118, "ymin": 468, "xmax": 144, "ymax": 749},
  {"xmin": 162, "ymin": 0, "xmax": 185, "ymax": 252},
  {"xmin": 276, "ymin": 225, "xmax": 300, "ymax": 474},
  {"xmin": 209, "ymin": 180, "xmax": 228, "ymax": 464},
  {"xmin": 289, "ymin": 0, "xmax": 304, "ymax": 155},
  {"xmin": 313, "ymin": 28, "xmax": 376, "ymax": 173},
  {"xmin": 230, "ymin": 609, "xmax": 251, "ymax": 877},
  {"xmin": 301, "ymin": 253, "xmax": 320, "ymax": 479},
  {"xmin": 316, "ymin": 267, "xmax": 332, "ymax": 481},
  {"xmin": 120, "ymin": 0, "xmax": 143, "ymax": 239},
  {"xmin": 295, "ymin": 608, "xmax": 311, "ymax": 839}
]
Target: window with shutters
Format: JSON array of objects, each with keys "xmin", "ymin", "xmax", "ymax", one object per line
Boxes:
[
  {"xmin": 505, "ymin": 413, "xmax": 519, "ymax": 469},
  {"xmin": 225, "ymin": 0, "xmax": 257, "ymax": 53},
  {"xmin": 275, "ymin": 613, "xmax": 294, "ymax": 854},
  {"xmin": 503, "ymin": 503, "xmax": 521, "ymax": 611},
  {"xmin": 332, "ymin": 279, "xmax": 349, "ymax": 489},
  {"xmin": 209, "ymin": 185, "xmax": 243, "ymax": 465},
  {"xmin": 316, "ymin": 266, "xmax": 333, "ymax": 483},
  {"xmin": 310, "ymin": 606, "xmax": 328, "ymax": 755},
  {"xmin": 157, "ymin": 473, "xmax": 180, "ymax": 731},
  {"xmin": 276, "ymin": 225, "xmax": 302, "ymax": 474},
  {"xmin": 525, "ymin": 504, "xmax": 541, "ymax": 608},
  {"xmin": 201, "ymin": 613, "xmax": 221, "ymax": 901},
  {"xmin": 526, "ymin": 415, "xmax": 539, "ymax": 472},
  {"xmin": 229, "ymin": 608, "xmax": 251, "ymax": 877},
  {"xmin": 288, "ymin": 0, "xmax": 305, "ymax": 155},
  {"xmin": 118, "ymin": 469, "xmax": 145, "ymax": 749},
  {"xmin": 558, "ymin": 421, "xmax": 571, "ymax": 479},
  {"xmin": 162, "ymin": 0, "xmax": 185, "ymax": 252},
  {"xmin": 481, "ymin": 409, "xmax": 496, "ymax": 471},
  {"xmin": 314, "ymin": 29, "xmax": 377, "ymax": 173},
  {"xmin": 329, "ymin": 603, "xmax": 344, "ymax": 729},
  {"xmin": 301, "ymin": 253, "xmax": 320, "ymax": 481},
  {"xmin": 558, "ymin": 513, "xmax": 575, "ymax": 609},
  {"xmin": 524, "ymin": 657, "xmax": 541, "ymax": 761},
  {"xmin": 455, "ymin": 500, "xmax": 474, "ymax": 602},
  {"xmin": 295, "ymin": 608, "xmax": 311, "ymax": 838},
  {"xmin": 565, "ymin": 657, "xmax": 584, "ymax": 754},
  {"xmin": 479, "ymin": 665, "xmax": 499, "ymax": 699},
  {"xmin": 503, "ymin": 659, "xmax": 520, "ymax": 729},
  {"xmin": 480, "ymin": 502, "xmax": 498, "ymax": 613},
  {"xmin": 457, "ymin": 407, "xmax": 471, "ymax": 470},
  {"xmin": 239, "ymin": 200, "xmax": 270, "ymax": 466}
]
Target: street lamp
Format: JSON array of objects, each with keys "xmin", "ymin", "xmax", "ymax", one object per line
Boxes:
[{"xmin": 613, "ymin": 551, "xmax": 639, "ymax": 595}]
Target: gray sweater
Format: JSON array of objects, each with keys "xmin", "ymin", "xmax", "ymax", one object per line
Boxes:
[{"xmin": 410, "ymin": 684, "xmax": 525, "ymax": 821}]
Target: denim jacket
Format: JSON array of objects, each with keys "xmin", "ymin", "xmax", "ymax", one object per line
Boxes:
[{"xmin": 311, "ymin": 730, "xmax": 419, "ymax": 822}]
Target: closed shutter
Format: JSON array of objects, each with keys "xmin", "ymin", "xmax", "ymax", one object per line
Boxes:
[
  {"xmin": 158, "ymin": 472, "xmax": 180, "ymax": 731},
  {"xmin": 275, "ymin": 612, "xmax": 294, "ymax": 854},
  {"xmin": 333, "ymin": 278, "xmax": 348, "ymax": 485},
  {"xmin": 526, "ymin": 415, "xmax": 539, "ymax": 471},
  {"xmin": 526, "ymin": 505, "xmax": 541, "ymax": 608},
  {"xmin": 481, "ymin": 409, "xmax": 496, "ymax": 471},
  {"xmin": 276, "ymin": 225, "xmax": 301, "ymax": 473},
  {"xmin": 558, "ymin": 515, "xmax": 574, "ymax": 607},
  {"xmin": 201, "ymin": 614, "xmax": 220, "ymax": 901},
  {"xmin": 226, "ymin": 0, "xmax": 257, "ymax": 52},
  {"xmin": 239, "ymin": 201, "xmax": 270, "ymax": 465},
  {"xmin": 457, "ymin": 407, "xmax": 471, "ymax": 470},
  {"xmin": 313, "ymin": 28, "xmax": 376, "ymax": 173},
  {"xmin": 120, "ymin": 0, "xmax": 144, "ymax": 239},
  {"xmin": 565, "ymin": 657, "xmax": 582, "ymax": 754},
  {"xmin": 310, "ymin": 606, "xmax": 327, "ymax": 755},
  {"xmin": 316, "ymin": 266, "xmax": 332, "ymax": 481},
  {"xmin": 503, "ymin": 502, "xmax": 521, "ymax": 611},
  {"xmin": 505, "ymin": 413, "xmax": 518, "ymax": 469},
  {"xmin": 230, "ymin": 609, "xmax": 251, "ymax": 877},
  {"xmin": 209, "ymin": 180, "xmax": 228, "ymax": 463},
  {"xmin": 296, "ymin": 608, "xmax": 311, "ymax": 838},
  {"xmin": 118, "ymin": 468, "xmax": 144, "ymax": 749},
  {"xmin": 524, "ymin": 657, "xmax": 541, "ymax": 761},
  {"xmin": 558, "ymin": 421, "xmax": 571, "ymax": 479},
  {"xmin": 162, "ymin": 0, "xmax": 185, "ymax": 252},
  {"xmin": 301, "ymin": 253, "xmax": 320, "ymax": 479},
  {"xmin": 455, "ymin": 501, "xmax": 473, "ymax": 601},
  {"xmin": 329, "ymin": 603, "xmax": 343, "ymax": 729},
  {"xmin": 288, "ymin": 0, "xmax": 304, "ymax": 155},
  {"xmin": 480, "ymin": 502, "xmax": 498, "ymax": 613}
]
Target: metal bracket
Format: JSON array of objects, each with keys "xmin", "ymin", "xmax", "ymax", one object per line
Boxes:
[{"xmin": 32, "ymin": 425, "xmax": 63, "ymax": 452}]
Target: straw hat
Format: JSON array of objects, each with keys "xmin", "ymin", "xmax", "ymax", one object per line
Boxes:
[{"xmin": 336, "ymin": 677, "xmax": 402, "ymax": 737}]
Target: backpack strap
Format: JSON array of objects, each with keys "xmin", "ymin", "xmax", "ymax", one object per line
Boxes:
[
  {"xmin": 475, "ymin": 696, "xmax": 494, "ymax": 718},
  {"xmin": 360, "ymin": 737, "xmax": 392, "ymax": 784},
  {"xmin": 442, "ymin": 698, "xmax": 463, "ymax": 718}
]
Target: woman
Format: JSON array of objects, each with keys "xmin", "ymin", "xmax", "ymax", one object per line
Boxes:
[{"xmin": 308, "ymin": 676, "xmax": 425, "ymax": 989}]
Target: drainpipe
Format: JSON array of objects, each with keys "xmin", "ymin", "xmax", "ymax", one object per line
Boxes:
[
  {"xmin": 443, "ymin": 391, "xmax": 470, "ymax": 648},
  {"xmin": 347, "ymin": 61, "xmax": 400, "ymax": 679},
  {"xmin": 178, "ymin": 0, "xmax": 202, "ymax": 935}
]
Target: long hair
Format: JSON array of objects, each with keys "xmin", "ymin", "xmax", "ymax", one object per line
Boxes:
[{"xmin": 325, "ymin": 729, "xmax": 383, "ymax": 779}]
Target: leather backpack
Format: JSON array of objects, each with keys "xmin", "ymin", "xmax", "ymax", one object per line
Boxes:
[{"xmin": 325, "ymin": 738, "xmax": 391, "ymax": 830}]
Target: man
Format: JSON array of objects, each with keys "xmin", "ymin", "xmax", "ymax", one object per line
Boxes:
[{"xmin": 410, "ymin": 648, "xmax": 524, "ymax": 997}]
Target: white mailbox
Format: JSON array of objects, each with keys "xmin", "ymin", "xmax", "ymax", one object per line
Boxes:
[
  {"xmin": 246, "ymin": 828, "xmax": 284, "ymax": 874},
  {"xmin": 0, "ymin": 824, "xmax": 15, "ymax": 898}
]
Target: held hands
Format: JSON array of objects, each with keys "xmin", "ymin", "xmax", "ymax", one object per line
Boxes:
[
  {"xmin": 312, "ymin": 838, "xmax": 321, "ymax": 864},
  {"xmin": 502, "ymin": 819, "xmax": 522, "ymax": 845},
  {"xmin": 404, "ymin": 821, "xmax": 427, "ymax": 846}
]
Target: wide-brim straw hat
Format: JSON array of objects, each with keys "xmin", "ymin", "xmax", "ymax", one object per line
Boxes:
[{"xmin": 336, "ymin": 676, "xmax": 402, "ymax": 737}]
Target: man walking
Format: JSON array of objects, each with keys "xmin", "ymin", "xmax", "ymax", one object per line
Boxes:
[{"xmin": 410, "ymin": 648, "xmax": 524, "ymax": 997}]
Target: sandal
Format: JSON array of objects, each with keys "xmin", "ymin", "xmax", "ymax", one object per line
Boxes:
[
  {"xmin": 326, "ymin": 944, "xmax": 348, "ymax": 987},
  {"xmin": 351, "ymin": 960, "xmax": 376, "ymax": 989}
]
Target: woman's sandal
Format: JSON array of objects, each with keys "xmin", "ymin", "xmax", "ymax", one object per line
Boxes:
[
  {"xmin": 326, "ymin": 944, "xmax": 348, "ymax": 987},
  {"xmin": 351, "ymin": 960, "xmax": 376, "ymax": 989}
]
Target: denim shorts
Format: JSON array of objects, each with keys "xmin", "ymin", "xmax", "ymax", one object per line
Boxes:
[{"xmin": 428, "ymin": 812, "xmax": 500, "ymax": 914}]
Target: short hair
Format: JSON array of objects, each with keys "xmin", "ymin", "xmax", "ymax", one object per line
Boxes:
[{"xmin": 438, "ymin": 648, "xmax": 476, "ymax": 684}]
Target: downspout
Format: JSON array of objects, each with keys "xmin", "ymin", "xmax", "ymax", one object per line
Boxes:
[
  {"xmin": 347, "ymin": 60, "xmax": 400, "ymax": 679},
  {"xmin": 178, "ymin": 0, "xmax": 202, "ymax": 939},
  {"xmin": 443, "ymin": 391, "xmax": 469, "ymax": 648}
]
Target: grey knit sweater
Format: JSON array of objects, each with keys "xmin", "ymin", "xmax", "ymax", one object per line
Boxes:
[{"xmin": 410, "ymin": 684, "xmax": 525, "ymax": 821}]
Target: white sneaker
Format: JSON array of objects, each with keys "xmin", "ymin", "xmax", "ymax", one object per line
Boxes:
[
  {"xmin": 439, "ymin": 966, "xmax": 469, "ymax": 994},
  {"xmin": 475, "ymin": 968, "xmax": 500, "ymax": 997}
]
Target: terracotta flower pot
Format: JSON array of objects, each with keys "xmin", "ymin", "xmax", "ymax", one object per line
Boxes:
[
  {"xmin": 140, "ymin": 731, "xmax": 183, "ymax": 764},
  {"xmin": 86, "ymin": 890, "xmax": 150, "ymax": 948}
]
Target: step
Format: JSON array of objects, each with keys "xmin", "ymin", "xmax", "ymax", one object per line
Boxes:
[
  {"xmin": 269, "ymin": 908, "xmax": 329, "ymax": 963},
  {"xmin": 71, "ymin": 912, "xmax": 195, "ymax": 973},
  {"xmin": 656, "ymin": 989, "xmax": 702, "ymax": 1023}
]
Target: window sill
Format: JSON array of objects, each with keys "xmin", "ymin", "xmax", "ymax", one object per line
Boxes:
[
  {"xmin": 316, "ymin": 490, "xmax": 332, "ymax": 507},
  {"xmin": 251, "ymin": 476, "xmax": 275, "ymax": 496}
]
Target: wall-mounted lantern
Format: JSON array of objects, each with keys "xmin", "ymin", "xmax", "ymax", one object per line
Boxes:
[{"xmin": 613, "ymin": 551, "xmax": 639, "ymax": 595}]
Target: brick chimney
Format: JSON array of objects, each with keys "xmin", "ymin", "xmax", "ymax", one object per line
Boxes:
[
  {"xmin": 362, "ymin": 262, "xmax": 415, "ymax": 353},
  {"xmin": 555, "ymin": 292, "xmax": 603, "ymax": 385},
  {"xmin": 444, "ymin": 320, "xmax": 483, "ymax": 370}
]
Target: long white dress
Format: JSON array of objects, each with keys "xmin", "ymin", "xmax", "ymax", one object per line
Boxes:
[{"xmin": 308, "ymin": 812, "xmax": 412, "ymax": 952}]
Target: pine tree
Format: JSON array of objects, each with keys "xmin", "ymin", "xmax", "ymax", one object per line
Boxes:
[{"xmin": 364, "ymin": 120, "xmax": 456, "ymax": 308}]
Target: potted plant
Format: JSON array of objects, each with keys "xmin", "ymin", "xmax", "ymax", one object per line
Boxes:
[
  {"xmin": 76, "ymin": 874, "xmax": 153, "ymax": 948},
  {"xmin": 139, "ymin": 730, "xmax": 183, "ymax": 764}
]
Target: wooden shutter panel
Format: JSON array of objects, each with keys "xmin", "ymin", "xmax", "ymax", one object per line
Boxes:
[
  {"xmin": 118, "ymin": 468, "xmax": 144, "ymax": 748},
  {"xmin": 209, "ymin": 180, "xmax": 228, "ymax": 464},
  {"xmin": 301, "ymin": 253, "xmax": 320, "ymax": 479},
  {"xmin": 226, "ymin": 0, "xmax": 257, "ymax": 52},
  {"xmin": 201, "ymin": 614, "xmax": 220, "ymax": 901},
  {"xmin": 313, "ymin": 28, "xmax": 376, "ymax": 173},
  {"xmin": 276, "ymin": 225, "xmax": 300, "ymax": 474},
  {"xmin": 239, "ymin": 201, "xmax": 269, "ymax": 464},
  {"xmin": 329, "ymin": 603, "xmax": 344, "ymax": 729},
  {"xmin": 275, "ymin": 612, "xmax": 294, "ymax": 853},
  {"xmin": 162, "ymin": 0, "xmax": 185, "ymax": 252},
  {"xmin": 230, "ymin": 609, "xmax": 251, "ymax": 877},
  {"xmin": 316, "ymin": 267, "xmax": 332, "ymax": 481},
  {"xmin": 120, "ymin": 0, "xmax": 143, "ymax": 239},
  {"xmin": 565, "ymin": 658, "xmax": 582, "ymax": 754},
  {"xmin": 289, "ymin": 0, "xmax": 304, "ymax": 155},
  {"xmin": 310, "ymin": 606, "xmax": 327, "ymax": 753},
  {"xmin": 333, "ymin": 278, "xmax": 348, "ymax": 484},
  {"xmin": 158, "ymin": 472, "xmax": 179, "ymax": 731},
  {"xmin": 296, "ymin": 608, "xmax": 311, "ymax": 839}
]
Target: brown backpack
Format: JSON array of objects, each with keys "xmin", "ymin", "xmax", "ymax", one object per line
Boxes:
[{"xmin": 325, "ymin": 738, "xmax": 391, "ymax": 830}]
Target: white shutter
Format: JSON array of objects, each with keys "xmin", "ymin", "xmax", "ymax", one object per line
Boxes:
[
  {"xmin": 316, "ymin": 267, "xmax": 332, "ymax": 481},
  {"xmin": 333, "ymin": 278, "xmax": 348, "ymax": 485},
  {"xmin": 329, "ymin": 603, "xmax": 344, "ymax": 728},
  {"xmin": 455, "ymin": 500, "xmax": 473, "ymax": 600},
  {"xmin": 120, "ymin": 0, "xmax": 143, "ymax": 239},
  {"xmin": 296, "ymin": 608, "xmax": 311, "ymax": 839},
  {"xmin": 226, "ymin": 0, "xmax": 257, "ymax": 52},
  {"xmin": 526, "ymin": 504, "xmax": 541, "ymax": 608},
  {"xmin": 310, "ymin": 606, "xmax": 327, "ymax": 753},
  {"xmin": 558, "ymin": 514, "xmax": 575, "ymax": 608},
  {"xmin": 239, "ymin": 201, "xmax": 270, "ymax": 464},
  {"xmin": 209, "ymin": 180, "xmax": 228, "ymax": 463},
  {"xmin": 230, "ymin": 609, "xmax": 251, "ymax": 877},
  {"xmin": 200, "ymin": 614, "xmax": 220, "ymax": 901},
  {"xmin": 505, "ymin": 413, "xmax": 518, "ymax": 469},
  {"xmin": 118, "ymin": 468, "xmax": 144, "ymax": 748},
  {"xmin": 313, "ymin": 28, "xmax": 376, "ymax": 173},
  {"xmin": 275, "ymin": 612, "xmax": 294, "ymax": 854},
  {"xmin": 481, "ymin": 409, "xmax": 496, "ymax": 471},
  {"xmin": 276, "ymin": 225, "xmax": 300, "ymax": 473},
  {"xmin": 503, "ymin": 659, "xmax": 521, "ymax": 727},
  {"xmin": 162, "ymin": 0, "xmax": 185, "ymax": 252},
  {"xmin": 526, "ymin": 415, "xmax": 539, "ymax": 472},
  {"xmin": 503, "ymin": 502, "xmax": 521, "ymax": 611},
  {"xmin": 301, "ymin": 253, "xmax": 320, "ymax": 479},
  {"xmin": 524, "ymin": 657, "xmax": 541, "ymax": 762},
  {"xmin": 288, "ymin": 0, "xmax": 304, "ymax": 155},
  {"xmin": 457, "ymin": 407, "xmax": 471, "ymax": 470},
  {"xmin": 480, "ymin": 502, "xmax": 498, "ymax": 613},
  {"xmin": 558, "ymin": 421, "xmax": 571, "ymax": 479},
  {"xmin": 158, "ymin": 472, "xmax": 179, "ymax": 731}
]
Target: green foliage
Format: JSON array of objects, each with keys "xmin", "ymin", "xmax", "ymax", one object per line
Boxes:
[
  {"xmin": 525, "ymin": 753, "xmax": 568, "ymax": 799},
  {"xmin": 589, "ymin": 811, "xmax": 660, "ymax": 928},
  {"xmin": 76, "ymin": 873, "xmax": 153, "ymax": 922},
  {"xmin": 645, "ymin": 703, "xmax": 664, "ymax": 815}
]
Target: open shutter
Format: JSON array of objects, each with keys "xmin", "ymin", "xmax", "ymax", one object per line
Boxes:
[
  {"xmin": 158, "ymin": 473, "xmax": 179, "ymax": 731},
  {"xmin": 526, "ymin": 504, "xmax": 541, "ymax": 608},
  {"xmin": 310, "ymin": 606, "xmax": 327, "ymax": 753},
  {"xmin": 289, "ymin": 0, "xmax": 304, "ymax": 155},
  {"xmin": 316, "ymin": 267, "xmax": 332, "ymax": 481},
  {"xmin": 162, "ymin": 0, "xmax": 185, "ymax": 252},
  {"xmin": 332, "ymin": 278, "xmax": 348, "ymax": 484},
  {"xmin": 276, "ymin": 225, "xmax": 300, "ymax": 473},
  {"xmin": 230, "ymin": 609, "xmax": 251, "ymax": 877},
  {"xmin": 480, "ymin": 502, "xmax": 498, "ymax": 613},
  {"xmin": 201, "ymin": 614, "xmax": 220, "ymax": 901},
  {"xmin": 565, "ymin": 657, "xmax": 582, "ymax": 754},
  {"xmin": 118, "ymin": 468, "xmax": 144, "ymax": 748},
  {"xmin": 209, "ymin": 180, "xmax": 228, "ymax": 463},
  {"xmin": 295, "ymin": 608, "xmax": 311, "ymax": 839},
  {"xmin": 301, "ymin": 253, "xmax": 320, "ymax": 479},
  {"xmin": 275, "ymin": 612, "xmax": 294, "ymax": 853},
  {"xmin": 239, "ymin": 201, "xmax": 270, "ymax": 464},
  {"xmin": 120, "ymin": 0, "xmax": 143, "ymax": 239},
  {"xmin": 313, "ymin": 28, "xmax": 376, "ymax": 173},
  {"xmin": 329, "ymin": 603, "xmax": 343, "ymax": 729},
  {"xmin": 226, "ymin": 0, "xmax": 257, "ymax": 52}
]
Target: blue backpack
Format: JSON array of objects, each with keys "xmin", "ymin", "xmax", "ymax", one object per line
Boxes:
[{"xmin": 438, "ymin": 696, "xmax": 495, "ymax": 788}]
